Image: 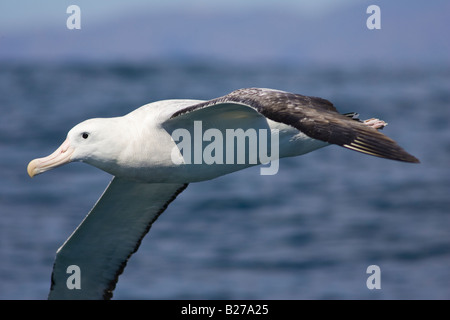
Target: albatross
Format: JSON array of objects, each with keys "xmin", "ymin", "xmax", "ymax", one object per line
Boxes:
[{"xmin": 27, "ymin": 88, "xmax": 419, "ymax": 299}]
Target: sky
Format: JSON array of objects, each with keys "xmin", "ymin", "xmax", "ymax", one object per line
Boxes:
[
  {"xmin": 0, "ymin": 0, "xmax": 448, "ymax": 66},
  {"xmin": 0, "ymin": 0, "xmax": 360, "ymax": 32}
]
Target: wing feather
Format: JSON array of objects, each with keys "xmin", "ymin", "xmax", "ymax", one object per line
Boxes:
[
  {"xmin": 48, "ymin": 177, "xmax": 188, "ymax": 300},
  {"xmin": 172, "ymin": 88, "xmax": 419, "ymax": 163}
]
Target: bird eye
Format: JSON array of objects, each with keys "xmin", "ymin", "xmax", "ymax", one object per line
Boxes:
[{"xmin": 82, "ymin": 132, "xmax": 89, "ymax": 139}]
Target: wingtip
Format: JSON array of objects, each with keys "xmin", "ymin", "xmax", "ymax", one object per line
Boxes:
[
  {"xmin": 389, "ymin": 153, "xmax": 420, "ymax": 164},
  {"xmin": 403, "ymin": 154, "xmax": 420, "ymax": 164}
]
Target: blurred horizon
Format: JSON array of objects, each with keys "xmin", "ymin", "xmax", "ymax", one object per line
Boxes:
[{"xmin": 1, "ymin": 0, "xmax": 449, "ymax": 67}]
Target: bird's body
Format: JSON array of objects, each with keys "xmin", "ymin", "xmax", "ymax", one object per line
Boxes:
[
  {"xmin": 70, "ymin": 97, "xmax": 326, "ymax": 183},
  {"xmin": 27, "ymin": 88, "xmax": 419, "ymax": 299}
]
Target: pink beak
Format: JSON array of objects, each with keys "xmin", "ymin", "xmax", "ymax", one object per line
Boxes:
[{"xmin": 27, "ymin": 139, "xmax": 75, "ymax": 178}]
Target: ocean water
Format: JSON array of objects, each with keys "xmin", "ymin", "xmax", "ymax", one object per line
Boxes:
[{"xmin": 0, "ymin": 61, "xmax": 449, "ymax": 299}]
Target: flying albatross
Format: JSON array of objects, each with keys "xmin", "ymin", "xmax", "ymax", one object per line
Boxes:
[{"xmin": 27, "ymin": 88, "xmax": 419, "ymax": 299}]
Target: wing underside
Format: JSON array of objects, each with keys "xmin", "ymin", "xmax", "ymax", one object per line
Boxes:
[{"xmin": 48, "ymin": 177, "xmax": 188, "ymax": 300}]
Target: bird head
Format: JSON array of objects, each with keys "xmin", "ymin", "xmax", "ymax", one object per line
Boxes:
[{"xmin": 27, "ymin": 118, "xmax": 121, "ymax": 178}]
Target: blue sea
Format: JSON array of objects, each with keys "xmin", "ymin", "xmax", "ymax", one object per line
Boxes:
[{"xmin": 0, "ymin": 61, "xmax": 449, "ymax": 299}]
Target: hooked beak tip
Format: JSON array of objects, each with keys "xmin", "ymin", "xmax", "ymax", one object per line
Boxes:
[{"xmin": 27, "ymin": 159, "xmax": 38, "ymax": 178}]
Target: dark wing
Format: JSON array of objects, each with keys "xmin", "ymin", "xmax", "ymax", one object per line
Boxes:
[
  {"xmin": 48, "ymin": 177, "xmax": 188, "ymax": 300},
  {"xmin": 171, "ymin": 88, "xmax": 419, "ymax": 163}
]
